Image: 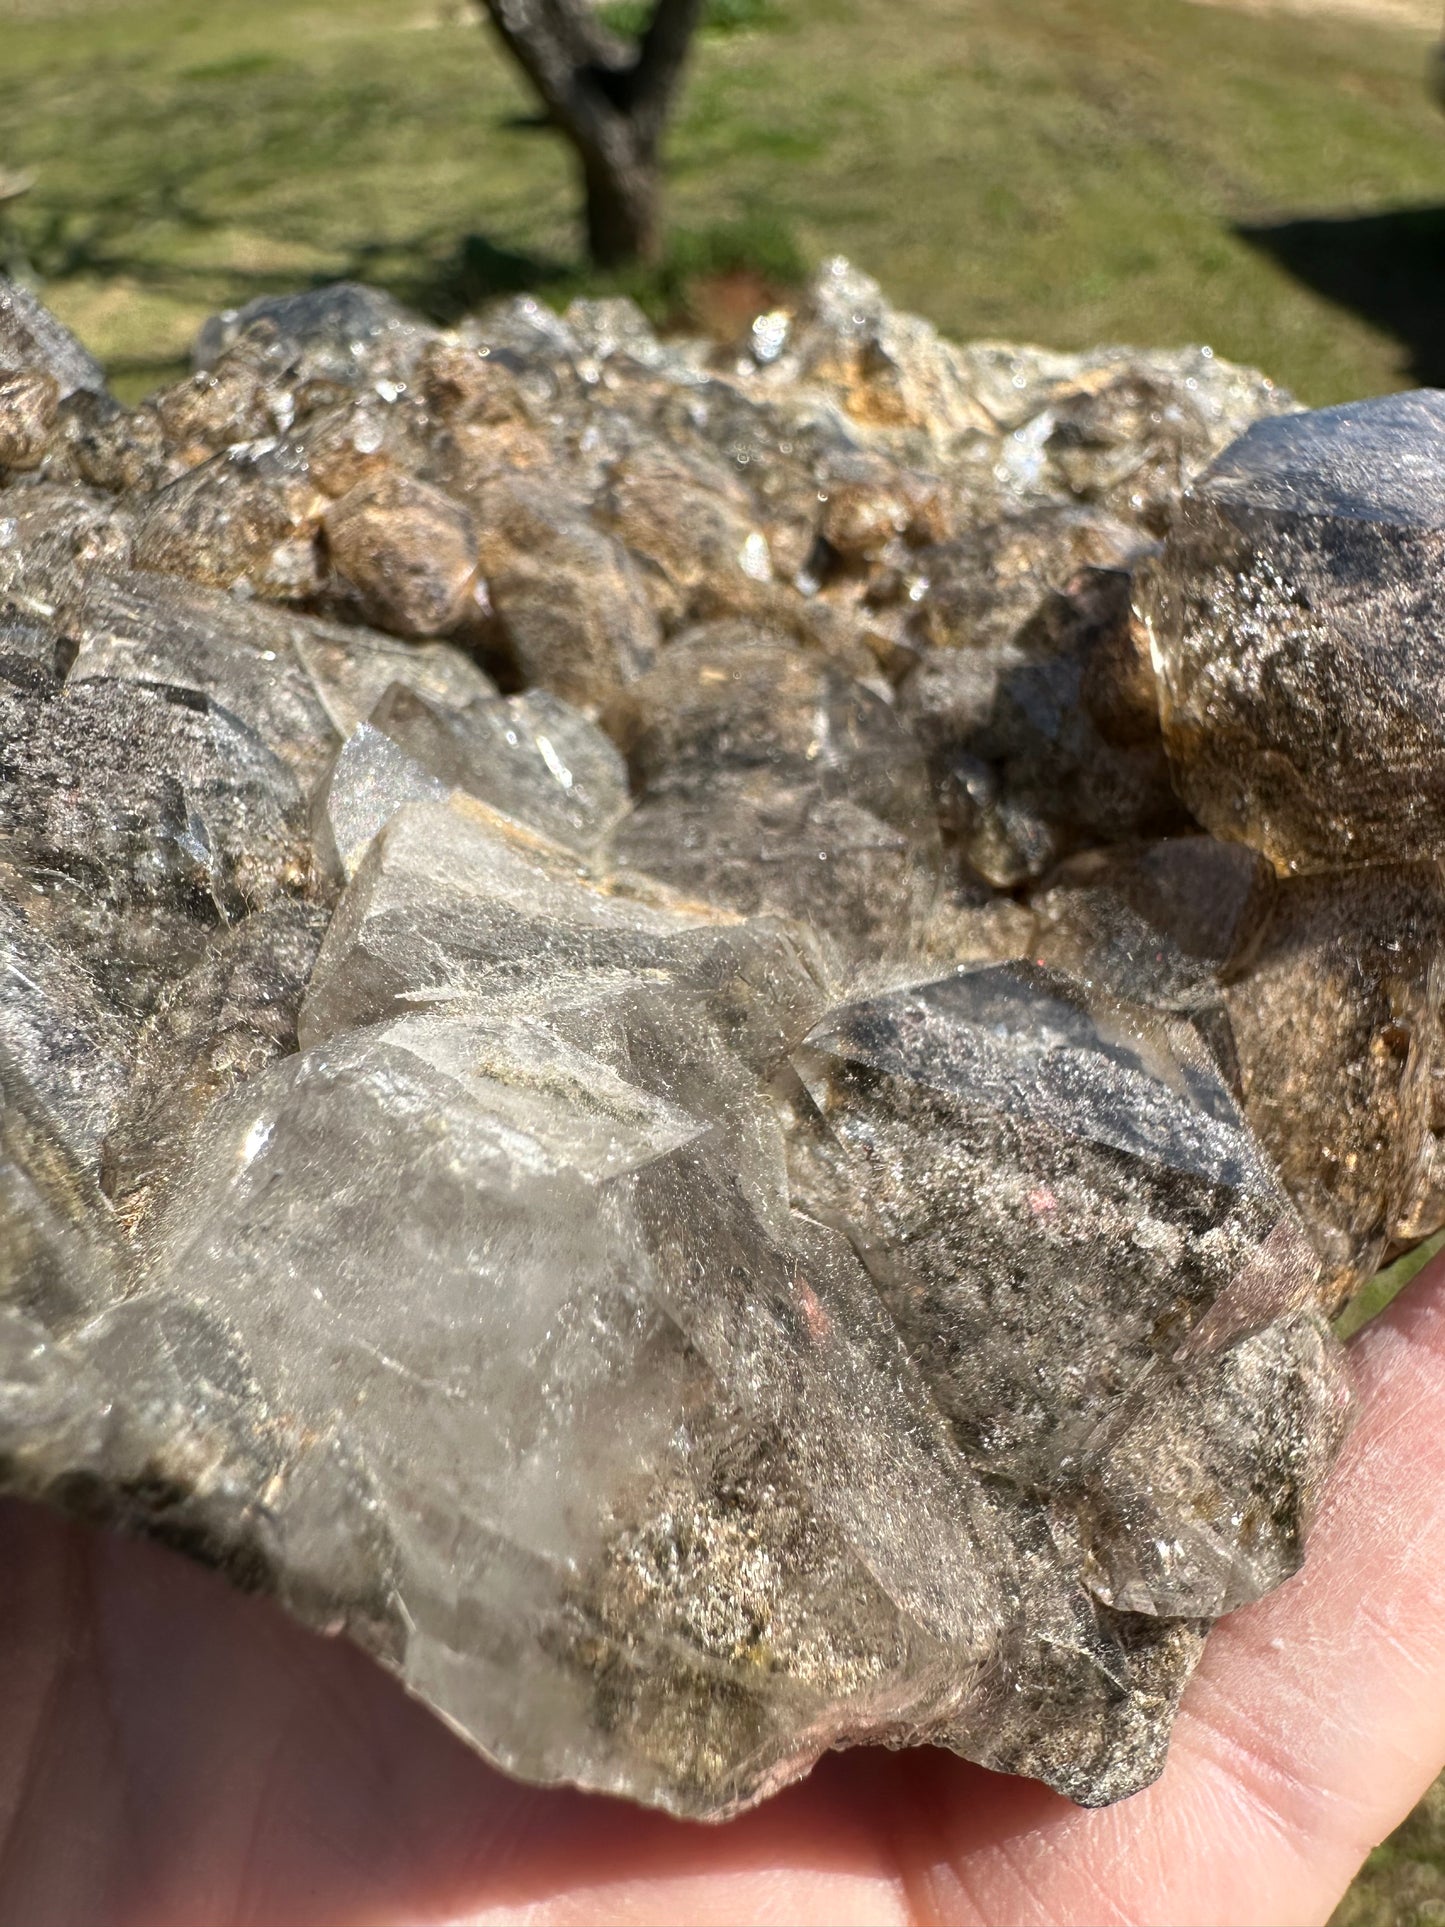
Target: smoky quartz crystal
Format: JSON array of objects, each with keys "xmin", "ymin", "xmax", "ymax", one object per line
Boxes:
[
  {"xmin": 1140, "ymin": 389, "xmax": 1445, "ymax": 873},
  {"xmin": 0, "ymin": 264, "xmax": 1412, "ymax": 1819}
]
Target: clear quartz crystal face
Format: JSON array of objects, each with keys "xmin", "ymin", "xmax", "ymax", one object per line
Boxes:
[{"xmin": 0, "ymin": 265, "xmax": 1385, "ymax": 1821}]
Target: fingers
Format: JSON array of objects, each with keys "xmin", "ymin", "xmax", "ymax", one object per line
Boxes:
[
  {"xmin": 0, "ymin": 1494, "xmax": 579, "ymax": 1927},
  {"xmin": 881, "ymin": 1248, "xmax": 1445, "ymax": 1927},
  {"xmin": 0, "ymin": 1495, "xmax": 910, "ymax": 1927}
]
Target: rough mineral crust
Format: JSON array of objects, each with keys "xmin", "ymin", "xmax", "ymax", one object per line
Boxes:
[{"xmin": 0, "ymin": 261, "xmax": 1396, "ymax": 1821}]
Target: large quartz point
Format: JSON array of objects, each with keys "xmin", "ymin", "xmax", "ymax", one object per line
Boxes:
[
  {"xmin": 791, "ymin": 963, "xmax": 1344, "ymax": 1619},
  {"xmin": 1141, "ymin": 390, "xmax": 1445, "ymax": 873},
  {"xmin": 0, "ymin": 274, "xmax": 1366, "ymax": 1825}
]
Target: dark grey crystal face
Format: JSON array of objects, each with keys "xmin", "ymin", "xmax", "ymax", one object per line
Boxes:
[
  {"xmin": 1143, "ymin": 389, "xmax": 1445, "ymax": 872},
  {"xmin": 1223, "ymin": 863, "xmax": 1445, "ymax": 1299},
  {"xmin": 1202, "ymin": 389, "xmax": 1445, "ymax": 528},
  {"xmin": 608, "ymin": 628, "xmax": 942, "ymax": 959},
  {"xmin": 0, "ymin": 265, "xmax": 1382, "ymax": 1822}
]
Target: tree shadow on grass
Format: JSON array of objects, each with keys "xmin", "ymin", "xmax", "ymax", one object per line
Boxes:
[
  {"xmin": 375, "ymin": 231, "xmax": 570, "ymax": 323},
  {"xmin": 1238, "ymin": 204, "xmax": 1445, "ymax": 388},
  {"xmin": 13, "ymin": 180, "xmax": 573, "ymax": 329}
]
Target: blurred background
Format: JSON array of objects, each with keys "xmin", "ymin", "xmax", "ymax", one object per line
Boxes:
[
  {"xmin": 2, "ymin": 0, "xmax": 1443, "ymax": 404},
  {"xmin": 4, "ymin": 1, "xmax": 1445, "ymax": 1917}
]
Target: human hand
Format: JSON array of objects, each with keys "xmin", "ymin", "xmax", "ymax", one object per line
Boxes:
[{"xmin": 4, "ymin": 1256, "xmax": 1444, "ymax": 1927}]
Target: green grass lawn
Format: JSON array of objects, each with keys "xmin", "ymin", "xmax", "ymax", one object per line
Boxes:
[
  {"xmin": 2, "ymin": 0, "xmax": 1443, "ymax": 402},
  {"xmin": 1331, "ymin": 1775, "xmax": 1445, "ymax": 1927}
]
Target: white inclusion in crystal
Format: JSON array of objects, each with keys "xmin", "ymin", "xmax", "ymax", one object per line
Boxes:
[
  {"xmin": 740, "ymin": 531, "xmax": 773, "ymax": 582},
  {"xmin": 994, "ymin": 410, "xmax": 1054, "ymax": 491},
  {"xmin": 535, "ymin": 735, "xmax": 574, "ymax": 791}
]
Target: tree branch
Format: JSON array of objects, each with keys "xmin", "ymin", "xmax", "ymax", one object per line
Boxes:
[
  {"xmin": 481, "ymin": 0, "xmax": 705, "ymax": 155},
  {"xmin": 477, "ymin": 0, "xmax": 703, "ymax": 264},
  {"xmin": 627, "ymin": 0, "xmax": 708, "ymax": 142},
  {"xmin": 481, "ymin": 0, "xmax": 622, "ymax": 155}
]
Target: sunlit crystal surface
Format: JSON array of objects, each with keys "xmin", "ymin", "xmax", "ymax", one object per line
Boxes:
[{"xmin": 1142, "ymin": 391, "xmax": 1445, "ymax": 872}]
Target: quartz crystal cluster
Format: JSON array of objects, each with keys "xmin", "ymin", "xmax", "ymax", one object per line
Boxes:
[{"xmin": 0, "ymin": 258, "xmax": 1424, "ymax": 1818}]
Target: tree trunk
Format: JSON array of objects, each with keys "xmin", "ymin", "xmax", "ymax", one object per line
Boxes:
[
  {"xmin": 582, "ymin": 147, "xmax": 661, "ymax": 269},
  {"xmin": 478, "ymin": 0, "xmax": 705, "ymax": 270}
]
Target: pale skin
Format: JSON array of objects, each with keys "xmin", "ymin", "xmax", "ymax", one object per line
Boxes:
[{"xmin": 4, "ymin": 1256, "xmax": 1445, "ymax": 1927}]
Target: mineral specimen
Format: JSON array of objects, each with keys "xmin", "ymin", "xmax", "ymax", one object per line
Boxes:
[
  {"xmin": 899, "ymin": 552, "xmax": 1188, "ymax": 886},
  {"xmin": 323, "ymin": 471, "xmax": 482, "ymax": 638},
  {"xmin": 0, "ymin": 263, "xmax": 1399, "ymax": 1822},
  {"xmin": 791, "ymin": 963, "xmax": 1344, "ymax": 1614}
]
